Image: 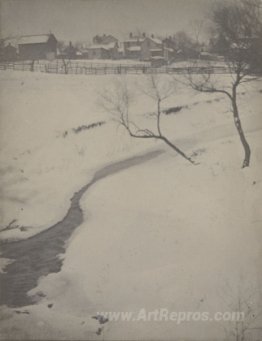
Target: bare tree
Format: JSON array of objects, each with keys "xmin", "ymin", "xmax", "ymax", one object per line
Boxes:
[
  {"xmin": 0, "ymin": 37, "xmax": 17, "ymax": 62},
  {"xmin": 61, "ymin": 58, "xmax": 71, "ymax": 75},
  {"xmin": 57, "ymin": 41, "xmax": 73, "ymax": 74},
  {"xmin": 190, "ymin": 19, "xmax": 205, "ymax": 46},
  {"xmin": 100, "ymin": 75, "xmax": 196, "ymax": 164},
  {"xmin": 173, "ymin": 31, "xmax": 199, "ymax": 59},
  {"xmin": 30, "ymin": 59, "xmax": 35, "ymax": 72},
  {"xmin": 184, "ymin": 0, "xmax": 262, "ymax": 168}
]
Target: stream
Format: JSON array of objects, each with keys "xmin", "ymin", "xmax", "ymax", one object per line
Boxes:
[{"xmin": 0, "ymin": 149, "xmax": 163, "ymax": 307}]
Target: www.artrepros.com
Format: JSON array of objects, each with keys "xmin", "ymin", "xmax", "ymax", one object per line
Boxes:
[{"xmin": 95, "ymin": 309, "xmax": 245, "ymax": 324}]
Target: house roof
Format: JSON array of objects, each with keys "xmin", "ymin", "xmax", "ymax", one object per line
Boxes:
[
  {"xmin": 150, "ymin": 37, "xmax": 162, "ymax": 45},
  {"xmin": 164, "ymin": 47, "xmax": 174, "ymax": 52},
  {"xmin": 124, "ymin": 38, "xmax": 145, "ymax": 43},
  {"xmin": 18, "ymin": 34, "xmax": 55, "ymax": 45},
  {"xmin": 151, "ymin": 56, "xmax": 164, "ymax": 60},
  {"xmin": 150, "ymin": 48, "xmax": 162, "ymax": 52},
  {"xmin": 200, "ymin": 51, "xmax": 213, "ymax": 56},
  {"xmin": 3, "ymin": 37, "xmax": 19, "ymax": 48}
]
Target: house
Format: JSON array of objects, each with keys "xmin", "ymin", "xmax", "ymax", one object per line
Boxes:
[
  {"xmin": 163, "ymin": 47, "xmax": 175, "ymax": 63},
  {"xmin": 123, "ymin": 33, "xmax": 146, "ymax": 59},
  {"xmin": 141, "ymin": 36, "xmax": 163, "ymax": 61},
  {"xmin": 58, "ymin": 41, "xmax": 78, "ymax": 59},
  {"xmin": 123, "ymin": 33, "xmax": 168, "ymax": 62},
  {"xmin": 86, "ymin": 42, "xmax": 119, "ymax": 59},
  {"xmin": 18, "ymin": 33, "xmax": 57, "ymax": 60},
  {"xmin": 163, "ymin": 36, "xmax": 176, "ymax": 62},
  {"xmin": 117, "ymin": 44, "xmax": 125, "ymax": 59},
  {"xmin": 87, "ymin": 34, "xmax": 119, "ymax": 59},
  {"xmin": 87, "ymin": 45, "xmax": 111, "ymax": 59}
]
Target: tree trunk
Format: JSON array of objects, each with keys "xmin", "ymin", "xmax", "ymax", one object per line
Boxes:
[
  {"xmin": 63, "ymin": 59, "xmax": 68, "ymax": 74},
  {"xmin": 156, "ymin": 100, "xmax": 196, "ymax": 165},
  {"xmin": 232, "ymin": 94, "xmax": 251, "ymax": 168}
]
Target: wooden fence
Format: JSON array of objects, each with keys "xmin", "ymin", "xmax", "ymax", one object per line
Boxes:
[{"xmin": 0, "ymin": 60, "xmax": 230, "ymax": 75}]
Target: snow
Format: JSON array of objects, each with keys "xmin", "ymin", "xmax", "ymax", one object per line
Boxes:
[
  {"xmin": 0, "ymin": 70, "xmax": 261, "ymax": 340},
  {"xmin": 124, "ymin": 38, "xmax": 145, "ymax": 43},
  {"xmin": 126, "ymin": 46, "xmax": 141, "ymax": 52},
  {"xmin": 0, "ymin": 71, "xmax": 155, "ymax": 240},
  {"xmin": 87, "ymin": 43, "xmax": 116, "ymax": 50},
  {"xmin": 150, "ymin": 37, "xmax": 162, "ymax": 45},
  {"xmin": 18, "ymin": 34, "xmax": 51, "ymax": 45},
  {"xmin": 0, "ymin": 71, "xmax": 261, "ymax": 241}
]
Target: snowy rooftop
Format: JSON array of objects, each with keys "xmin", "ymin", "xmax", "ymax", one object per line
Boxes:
[
  {"xmin": 126, "ymin": 46, "xmax": 141, "ymax": 52},
  {"xmin": 18, "ymin": 34, "xmax": 53, "ymax": 45},
  {"xmin": 150, "ymin": 48, "xmax": 163, "ymax": 52},
  {"xmin": 150, "ymin": 37, "xmax": 162, "ymax": 45},
  {"xmin": 151, "ymin": 56, "xmax": 164, "ymax": 59},
  {"xmin": 124, "ymin": 38, "xmax": 145, "ymax": 43},
  {"xmin": 3, "ymin": 37, "xmax": 19, "ymax": 47},
  {"xmin": 164, "ymin": 47, "xmax": 174, "ymax": 52}
]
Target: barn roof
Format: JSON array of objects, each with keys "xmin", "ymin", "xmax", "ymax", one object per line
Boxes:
[
  {"xmin": 3, "ymin": 37, "xmax": 19, "ymax": 48},
  {"xmin": 18, "ymin": 34, "xmax": 55, "ymax": 45}
]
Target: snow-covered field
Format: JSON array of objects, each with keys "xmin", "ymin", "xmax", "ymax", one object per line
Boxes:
[{"xmin": 0, "ymin": 70, "xmax": 261, "ymax": 340}]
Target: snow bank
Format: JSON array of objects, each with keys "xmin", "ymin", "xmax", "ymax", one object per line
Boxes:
[
  {"xmin": 0, "ymin": 71, "xmax": 261, "ymax": 241},
  {"xmin": 2, "ymin": 130, "xmax": 261, "ymax": 340},
  {"xmin": 0, "ymin": 70, "xmax": 261, "ymax": 339}
]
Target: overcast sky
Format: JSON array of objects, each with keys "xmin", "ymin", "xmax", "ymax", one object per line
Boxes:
[{"xmin": 0, "ymin": 0, "xmax": 215, "ymax": 43}]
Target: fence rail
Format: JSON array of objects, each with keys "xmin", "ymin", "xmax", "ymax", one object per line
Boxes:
[{"xmin": 0, "ymin": 60, "xmax": 230, "ymax": 75}]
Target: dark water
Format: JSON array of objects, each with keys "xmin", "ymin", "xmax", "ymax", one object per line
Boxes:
[{"xmin": 0, "ymin": 150, "xmax": 163, "ymax": 307}]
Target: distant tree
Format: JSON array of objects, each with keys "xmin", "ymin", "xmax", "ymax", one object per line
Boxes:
[
  {"xmin": 57, "ymin": 40, "xmax": 66, "ymax": 51},
  {"xmin": 209, "ymin": 32, "xmax": 230, "ymax": 55},
  {"xmin": 173, "ymin": 31, "xmax": 200, "ymax": 59},
  {"xmin": 210, "ymin": 0, "xmax": 262, "ymax": 71},
  {"xmin": 190, "ymin": 19, "xmax": 205, "ymax": 46},
  {"xmin": 0, "ymin": 37, "xmax": 16, "ymax": 62},
  {"xmin": 57, "ymin": 41, "xmax": 75, "ymax": 74},
  {"xmin": 185, "ymin": 0, "xmax": 262, "ymax": 168},
  {"xmin": 100, "ymin": 75, "xmax": 196, "ymax": 164}
]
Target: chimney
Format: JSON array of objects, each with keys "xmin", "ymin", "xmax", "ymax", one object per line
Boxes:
[{"xmin": 129, "ymin": 32, "xmax": 133, "ymax": 38}]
